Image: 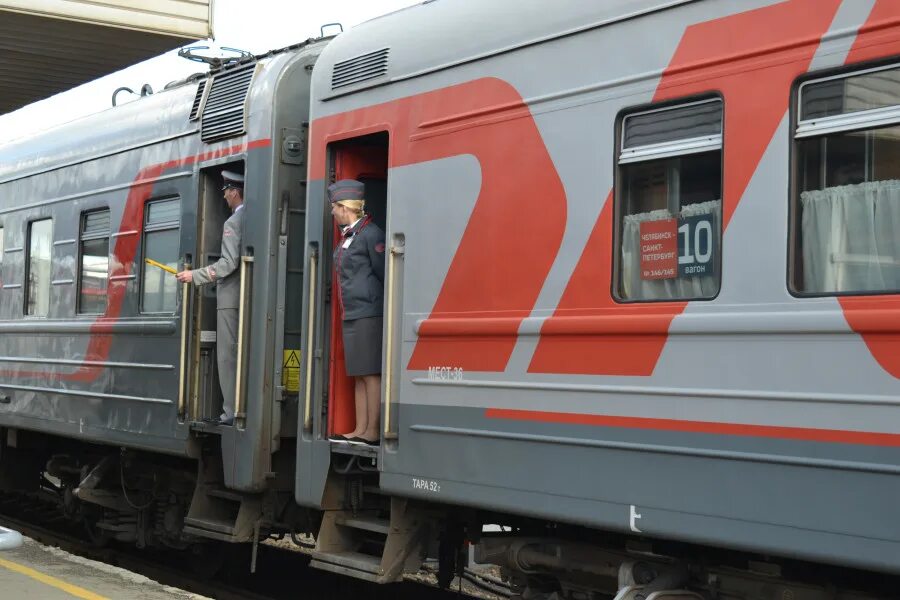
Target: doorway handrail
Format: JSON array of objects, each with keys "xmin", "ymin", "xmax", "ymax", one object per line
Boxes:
[
  {"xmin": 177, "ymin": 260, "xmax": 191, "ymax": 419},
  {"xmin": 303, "ymin": 249, "xmax": 318, "ymax": 431},
  {"xmin": 383, "ymin": 241, "xmax": 403, "ymax": 438},
  {"xmin": 235, "ymin": 255, "xmax": 254, "ymax": 427}
]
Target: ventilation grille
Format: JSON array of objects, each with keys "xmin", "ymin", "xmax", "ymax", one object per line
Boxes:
[
  {"xmin": 201, "ymin": 65, "xmax": 255, "ymax": 143},
  {"xmin": 189, "ymin": 79, "xmax": 207, "ymax": 121},
  {"xmin": 332, "ymin": 48, "xmax": 390, "ymax": 90}
]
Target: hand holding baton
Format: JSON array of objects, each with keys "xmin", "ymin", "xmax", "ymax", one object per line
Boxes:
[{"xmin": 145, "ymin": 258, "xmax": 177, "ymax": 274}]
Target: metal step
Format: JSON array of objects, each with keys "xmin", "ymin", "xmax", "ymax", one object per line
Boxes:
[
  {"xmin": 205, "ymin": 486, "xmax": 243, "ymax": 503},
  {"xmin": 183, "ymin": 516, "xmax": 235, "ymax": 537},
  {"xmin": 335, "ymin": 514, "xmax": 390, "ymax": 536},
  {"xmin": 310, "ymin": 551, "xmax": 383, "ymax": 582},
  {"xmin": 330, "ymin": 440, "xmax": 378, "ymax": 457},
  {"xmin": 189, "ymin": 421, "xmax": 224, "ymax": 435}
]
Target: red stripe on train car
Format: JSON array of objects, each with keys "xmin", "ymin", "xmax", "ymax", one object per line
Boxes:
[
  {"xmin": 836, "ymin": 1, "xmax": 900, "ymax": 379},
  {"xmin": 3, "ymin": 138, "xmax": 271, "ymax": 383},
  {"xmin": 310, "ymin": 78, "xmax": 567, "ymax": 372},
  {"xmin": 486, "ymin": 407, "xmax": 900, "ymax": 448},
  {"xmin": 529, "ymin": 0, "xmax": 843, "ymax": 376}
]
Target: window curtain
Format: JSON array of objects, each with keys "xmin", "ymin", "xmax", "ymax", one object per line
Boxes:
[
  {"xmin": 621, "ymin": 199, "xmax": 721, "ymax": 300},
  {"xmin": 801, "ymin": 180, "xmax": 900, "ymax": 293}
]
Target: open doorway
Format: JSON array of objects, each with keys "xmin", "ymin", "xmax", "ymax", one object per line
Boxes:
[
  {"xmin": 192, "ymin": 161, "xmax": 244, "ymax": 421},
  {"xmin": 326, "ymin": 133, "xmax": 389, "ymax": 439}
]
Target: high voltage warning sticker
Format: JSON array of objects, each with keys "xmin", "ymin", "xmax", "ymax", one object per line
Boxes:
[{"xmin": 283, "ymin": 349, "xmax": 301, "ymax": 393}]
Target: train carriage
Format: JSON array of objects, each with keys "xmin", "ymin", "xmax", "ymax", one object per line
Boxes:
[
  {"xmin": 0, "ymin": 39, "xmax": 327, "ymax": 545},
  {"xmin": 298, "ymin": 0, "xmax": 900, "ymax": 597},
  {"xmin": 1, "ymin": 0, "xmax": 900, "ymax": 598}
]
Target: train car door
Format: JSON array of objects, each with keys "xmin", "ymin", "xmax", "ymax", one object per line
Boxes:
[
  {"xmin": 297, "ymin": 132, "xmax": 401, "ymax": 509},
  {"xmin": 325, "ymin": 134, "xmax": 389, "ymax": 441},
  {"xmin": 188, "ymin": 163, "xmax": 243, "ymax": 422}
]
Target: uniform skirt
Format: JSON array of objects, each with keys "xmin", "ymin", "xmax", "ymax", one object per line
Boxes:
[{"xmin": 342, "ymin": 316, "xmax": 383, "ymax": 376}]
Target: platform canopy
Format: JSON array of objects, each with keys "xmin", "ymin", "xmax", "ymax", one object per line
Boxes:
[{"xmin": 0, "ymin": 0, "xmax": 213, "ymax": 114}]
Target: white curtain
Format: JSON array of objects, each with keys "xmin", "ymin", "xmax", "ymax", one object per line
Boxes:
[
  {"xmin": 801, "ymin": 180, "xmax": 900, "ymax": 293},
  {"xmin": 621, "ymin": 199, "xmax": 721, "ymax": 300}
]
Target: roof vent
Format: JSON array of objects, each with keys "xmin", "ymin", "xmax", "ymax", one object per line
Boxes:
[
  {"xmin": 201, "ymin": 64, "xmax": 255, "ymax": 143},
  {"xmin": 332, "ymin": 48, "xmax": 390, "ymax": 90},
  {"xmin": 189, "ymin": 79, "xmax": 207, "ymax": 121}
]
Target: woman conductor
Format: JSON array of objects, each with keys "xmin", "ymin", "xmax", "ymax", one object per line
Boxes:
[{"xmin": 328, "ymin": 179, "xmax": 386, "ymax": 445}]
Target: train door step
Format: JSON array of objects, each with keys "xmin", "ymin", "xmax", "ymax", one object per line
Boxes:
[
  {"xmin": 334, "ymin": 514, "xmax": 390, "ymax": 535},
  {"xmin": 330, "ymin": 441, "xmax": 378, "ymax": 473},
  {"xmin": 310, "ymin": 550, "xmax": 385, "ymax": 582},
  {"xmin": 189, "ymin": 420, "xmax": 225, "ymax": 434},
  {"xmin": 310, "ymin": 497, "xmax": 428, "ymax": 584},
  {"xmin": 330, "ymin": 441, "xmax": 377, "ymax": 457},
  {"xmin": 183, "ymin": 516, "xmax": 236, "ymax": 540},
  {"xmin": 184, "ymin": 482, "xmax": 261, "ymax": 543},
  {"xmin": 205, "ymin": 485, "xmax": 244, "ymax": 503}
]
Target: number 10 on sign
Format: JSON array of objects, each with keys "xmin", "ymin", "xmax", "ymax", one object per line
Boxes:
[{"xmin": 677, "ymin": 214, "xmax": 716, "ymax": 277}]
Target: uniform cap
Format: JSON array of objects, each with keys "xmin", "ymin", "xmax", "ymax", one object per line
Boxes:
[
  {"xmin": 221, "ymin": 170, "xmax": 245, "ymax": 189},
  {"xmin": 327, "ymin": 179, "xmax": 364, "ymax": 203}
]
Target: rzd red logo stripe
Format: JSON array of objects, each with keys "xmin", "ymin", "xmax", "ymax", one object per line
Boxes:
[{"xmin": 529, "ymin": 0, "xmax": 842, "ymax": 376}]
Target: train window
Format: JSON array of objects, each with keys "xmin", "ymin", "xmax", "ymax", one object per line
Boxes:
[
  {"xmin": 793, "ymin": 63, "xmax": 900, "ymax": 295},
  {"xmin": 0, "ymin": 226, "xmax": 4, "ymax": 263},
  {"xmin": 26, "ymin": 219, "xmax": 52, "ymax": 317},
  {"xmin": 615, "ymin": 98, "xmax": 723, "ymax": 302},
  {"xmin": 141, "ymin": 198, "xmax": 180, "ymax": 313},
  {"xmin": 78, "ymin": 210, "xmax": 110, "ymax": 314}
]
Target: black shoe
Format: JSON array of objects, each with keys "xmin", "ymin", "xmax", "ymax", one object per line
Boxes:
[
  {"xmin": 217, "ymin": 417, "xmax": 234, "ymax": 426},
  {"xmin": 348, "ymin": 437, "xmax": 379, "ymax": 446},
  {"xmin": 329, "ymin": 434, "xmax": 349, "ymax": 442}
]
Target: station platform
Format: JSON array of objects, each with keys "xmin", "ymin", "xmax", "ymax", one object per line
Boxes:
[{"xmin": 0, "ymin": 536, "xmax": 205, "ymax": 599}]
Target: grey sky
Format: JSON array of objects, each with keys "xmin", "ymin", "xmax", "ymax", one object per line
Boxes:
[{"xmin": 0, "ymin": 0, "xmax": 414, "ymax": 143}]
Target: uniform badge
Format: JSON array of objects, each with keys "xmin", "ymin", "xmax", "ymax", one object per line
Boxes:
[{"xmin": 375, "ymin": 242, "xmax": 385, "ymax": 253}]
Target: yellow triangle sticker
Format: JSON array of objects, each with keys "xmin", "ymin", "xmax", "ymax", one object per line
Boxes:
[
  {"xmin": 284, "ymin": 350, "xmax": 301, "ymax": 368},
  {"xmin": 282, "ymin": 349, "xmax": 301, "ymax": 393}
]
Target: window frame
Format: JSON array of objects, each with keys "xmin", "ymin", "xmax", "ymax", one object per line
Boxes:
[
  {"xmin": 796, "ymin": 61, "xmax": 900, "ymax": 139},
  {"xmin": 140, "ymin": 196, "xmax": 182, "ymax": 315},
  {"xmin": 77, "ymin": 208, "xmax": 111, "ymax": 315},
  {"xmin": 788, "ymin": 59, "xmax": 900, "ymax": 298},
  {"xmin": 0, "ymin": 225, "xmax": 4, "ymax": 300},
  {"xmin": 25, "ymin": 218, "xmax": 53, "ymax": 318},
  {"xmin": 612, "ymin": 95, "xmax": 725, "ymax": 304},
  {"xmin": 619, "ymin": 97, "xmax": 724, "ymax": 164}
]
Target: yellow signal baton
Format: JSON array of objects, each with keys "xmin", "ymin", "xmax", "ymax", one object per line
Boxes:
[{"xmin": 145, "ymin": 258, "xmax": 177, "ymax": 275}]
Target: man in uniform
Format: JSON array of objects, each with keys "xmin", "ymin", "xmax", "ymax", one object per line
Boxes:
[{"xmin": 176, "ymin": 170, "xmax": 245, "ymax": 425}]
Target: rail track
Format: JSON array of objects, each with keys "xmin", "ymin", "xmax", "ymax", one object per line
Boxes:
[{"xmin": 0, "ymin": 490, "xmax": 505, "ymax": 600}]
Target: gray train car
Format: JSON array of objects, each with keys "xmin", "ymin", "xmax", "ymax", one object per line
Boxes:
[
  {"xmin": 298, "ymin": 0, "xmax": 900, "ymax": 598},
  {"xmin": 0, "ymin": 39, "xmax": 326, "ymax": 548}
]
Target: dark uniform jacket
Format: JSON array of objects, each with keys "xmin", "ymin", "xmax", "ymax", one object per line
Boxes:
[
  {"xmin": 192, "ymin": 205, "xmax": 243, "ymax": 309},
  {"xmin": 334, "ymin": 216, "xmax": 385, "ymax": 321}
]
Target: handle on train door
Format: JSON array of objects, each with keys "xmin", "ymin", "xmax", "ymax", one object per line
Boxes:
[
  {"xmin": 383, "ymin": 237, "xmax": 404, "ymax": 439},
  {"xmin": 235, "ymin": 254, "xmax": 254, "ymax": 428},
  {"xmin": 177, "ymin": 257, "xmax": 192, "ymax": 419},
  {"xmin": 303, "ymin": 248, "xmax": 319, "ymax": 432}
]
